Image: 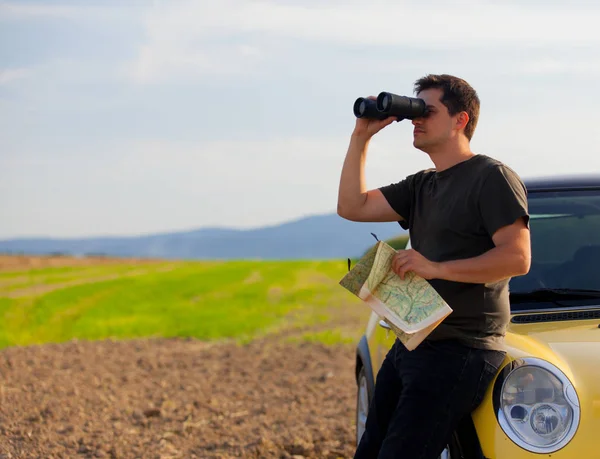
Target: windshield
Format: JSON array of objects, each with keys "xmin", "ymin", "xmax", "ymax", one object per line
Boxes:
[{"xmin": 509, "ymin": 188, "xmax": 600, "ymax": 311}]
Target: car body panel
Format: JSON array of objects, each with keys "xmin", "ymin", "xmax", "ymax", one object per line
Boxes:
[
  {"xmin": 356, "ymin": 174, "xmax": 600, "ymax": 458},
  {"xmin": 472, "ymin": 318, "xmax": 600, "ymax": 458},
  {"xmin": 363, "ymin": 311, "xmax": 600, "ymax": 458}
]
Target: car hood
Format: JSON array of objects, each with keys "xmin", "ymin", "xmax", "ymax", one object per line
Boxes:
[
  {"xmin": 506, "ymin": 318, "xmax": 600, "ymax": 376},
  {"xmin": 505, "ymin": 317, "xmax": 600, "ymax": 438}
]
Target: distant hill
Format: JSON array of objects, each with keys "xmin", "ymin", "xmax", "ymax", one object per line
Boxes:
[{"xmin": 0, "ymin": 213, "xmax": 407, "ymax": 260}]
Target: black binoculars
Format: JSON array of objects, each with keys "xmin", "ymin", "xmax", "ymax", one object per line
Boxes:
[{"xmin": 353, "ymin": 92, "xmax": 428, "ymax": 121}]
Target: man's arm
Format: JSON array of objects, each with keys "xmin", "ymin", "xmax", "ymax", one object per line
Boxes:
[
  {"xmin": 436, "ymin": 216, "xmax": 531, "ymax": 283},
  {"xmin": 392, "ymin": 217, "xmax": 531, "ymax": 283},
  {"xmin": 337, "ymin": 108, "xmax": 402, "ymax": 222}
]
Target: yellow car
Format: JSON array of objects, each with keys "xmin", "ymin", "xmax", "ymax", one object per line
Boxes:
[{"xmin": 355, "ymin": 174, "xmax": 600, "ymax": 458}]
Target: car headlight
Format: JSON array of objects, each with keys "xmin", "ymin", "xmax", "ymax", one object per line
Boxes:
[{"xmin": 495, "ymin": 357, "xmax": 580, "ymax": 453}]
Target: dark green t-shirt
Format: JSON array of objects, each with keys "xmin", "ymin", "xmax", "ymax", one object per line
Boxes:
[{"xmin": 379, "ymin": 154, "xmax": 529, "ymax": 351}]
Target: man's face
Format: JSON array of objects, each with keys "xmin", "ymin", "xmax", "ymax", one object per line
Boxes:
[{"xmin": 411, "ymin": 88, "xmax": 458, "ymax": 152}]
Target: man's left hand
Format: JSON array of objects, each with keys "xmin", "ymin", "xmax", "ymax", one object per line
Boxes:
[{"xmin": 391, "ymin": 249, "xmax": 441, "ymax": 280}]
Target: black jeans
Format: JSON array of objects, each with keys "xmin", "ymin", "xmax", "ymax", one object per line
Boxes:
[{"xmin": 354, "ymin": 338, "xmax": 505, "ymax": 459}]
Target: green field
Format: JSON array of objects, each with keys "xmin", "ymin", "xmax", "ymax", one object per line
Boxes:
[{"xmin": 0, "ymin": 257, "xmax": 373, "ymax": 350}]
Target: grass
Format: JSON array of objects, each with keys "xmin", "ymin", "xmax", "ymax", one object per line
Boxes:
[{"xmin": 0, "ymin": 257, "xmax": 371, "ymax": 349}]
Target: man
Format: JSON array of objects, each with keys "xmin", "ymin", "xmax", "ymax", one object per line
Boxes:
[{"xmin": 337, "ymin": 74, "xmax": 531, "ymax": 458}]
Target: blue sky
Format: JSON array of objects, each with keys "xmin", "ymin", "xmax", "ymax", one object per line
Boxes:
[{"xmin": 1, "ymin": 0, "xmax": 600, "ymax": 238}]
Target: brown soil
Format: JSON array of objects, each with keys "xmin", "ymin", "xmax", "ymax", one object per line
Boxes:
[
  {"xmin": 0, "ymin": 255, "xmax": 361, "ymax": 458},
  {"xmin": 0, "ymin": 337, "xmax": 358, "ymax": 459}
]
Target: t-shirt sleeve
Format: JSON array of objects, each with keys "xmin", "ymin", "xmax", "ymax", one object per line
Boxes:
[
  {"xmin": 378, "ymin": 173, "xmax": 416, "ymax": 230},
  {"xmin": 479, "ymin": 165, "xmax": 530, "ymax": 237}
]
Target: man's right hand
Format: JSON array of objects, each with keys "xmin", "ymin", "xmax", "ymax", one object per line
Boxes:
[
  {"xmin": 352, "ymin": 96, "xmax": 397, "ymax": 141},
  {"xmin": 337, "ymin": 95, "xmax": 405, "ymax": 223}
]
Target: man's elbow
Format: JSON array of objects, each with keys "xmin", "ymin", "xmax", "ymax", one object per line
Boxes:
[
  {"xmin": 337, "ymin": 203, "xmax": 357, "ymax": 221},
  {"xmin": 338, "ymin": 193, "xmax": 370, "ymax": 221},
  {"xmin": 515, "ymin": 250, "xmax": 531, "ymax": 276},
  {"xmin": 337, "ymin": 200, "xmax": 365, "ymax": 221}
]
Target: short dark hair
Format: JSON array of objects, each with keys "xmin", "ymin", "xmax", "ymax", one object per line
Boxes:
[{"xmin": 413, "ymin": 74, "xmax": 480, "ymax": 141}]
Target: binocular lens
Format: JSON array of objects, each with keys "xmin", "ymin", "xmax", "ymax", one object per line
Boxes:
[
  {"xmin": 359, "ymin": 100, "xmax": 366, "ymax": 115},
  {"xmin": 353, "ymin": 97, "xmax": 389, "ymax": 120},
  {"xmin": 379, "ymin": 94, "xmax": 391, "ymax": 111},
  {"xmin": 353, "ymin": 98, "xmax": 366, "ymax": 117}
]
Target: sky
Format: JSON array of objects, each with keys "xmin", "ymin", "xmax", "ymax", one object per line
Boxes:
[{"xmin": 1, "ymin": 0, "xmax": 600, "ymax": 239}]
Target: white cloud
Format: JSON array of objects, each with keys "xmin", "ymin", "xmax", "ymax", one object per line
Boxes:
[
  {"xmin": 0, "ymin": 2, "xmax": 134, "ymax": 21},
  {"xmin": 0, "ymin": 2, "xmax": 83, "ymax": 18},
  {"xmin": 126, "ymin": 0, "xmax": 600, "ymax": 83},
  {"xmin": 2, "ymin": 0, "xmax": 599, "ymax": 238},
  {"xmin": 520, "ymin": 58, "xmax": 600, "ymax": 75},
  {"xmin": 167, "ymin": 1, "xmax": 600, "ymax": 47},
  {"xmin": 127, "ymin": 43, "xmax": 266, "ymax": 83},
  {"xmin": 0, "ymin": 67, "xmax": 31, "ymax": 85}
]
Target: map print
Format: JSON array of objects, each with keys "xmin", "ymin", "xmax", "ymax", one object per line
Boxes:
[
  {"xmin": 340, "ymin": 241, "xmax": 452, "ymax": 350},
  {"xmin": 339, "ymin": 243, "xmax": 379, "ymax": 297}
]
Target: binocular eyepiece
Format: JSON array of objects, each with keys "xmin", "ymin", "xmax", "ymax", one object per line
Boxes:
[{"xmin": 353, "ymin": 92, "xmax": 428, "ymax": 121}]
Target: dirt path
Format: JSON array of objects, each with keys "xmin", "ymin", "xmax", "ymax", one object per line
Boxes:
[{"xmin": 0, "ymin": 337, "xmax": 358, "ymax": 459}]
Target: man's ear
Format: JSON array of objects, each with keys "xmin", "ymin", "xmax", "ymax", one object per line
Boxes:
[{"xmin": 456, "ymin": 111, "xmax": 470, "ymax": 131}]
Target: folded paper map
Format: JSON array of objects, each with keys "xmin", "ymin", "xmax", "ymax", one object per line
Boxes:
[{"xmin": 339, "ymin": 240, "xmax": 452, "ymax": 351}]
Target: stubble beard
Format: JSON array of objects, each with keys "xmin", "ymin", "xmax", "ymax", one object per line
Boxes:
[
  {"xmin": 413, "ymin": 136, "xmax": 431, "ymax": 153},
  {"xmin": 413, "ymin": 132, "xmax": 449, "ymax": 154}
]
